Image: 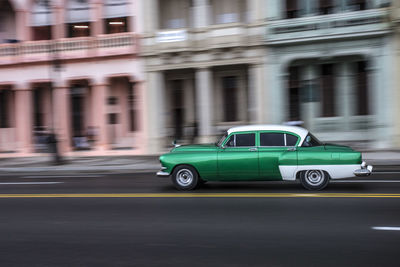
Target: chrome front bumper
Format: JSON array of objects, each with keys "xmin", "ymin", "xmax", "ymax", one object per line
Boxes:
[
  {"xmin": 354, "ymin": 162, "xmax": 373, "ymax": 177},
  {"xmin": 156, "ymin": 167, "xmax": 170, "ymax": 177}
]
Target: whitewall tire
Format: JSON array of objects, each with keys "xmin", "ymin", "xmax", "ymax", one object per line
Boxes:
[
  {"xmin": 171, "ymin": 165, "xmax": 199, "ymax": 190},
  {"xmin": 300, "ymin": 170, "xmax": 329, "ymax": 190}
]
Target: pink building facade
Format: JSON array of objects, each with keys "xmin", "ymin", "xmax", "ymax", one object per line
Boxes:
[{"xmin": 0, "ymin": 0, "xmax": 147, "ymax": 157}]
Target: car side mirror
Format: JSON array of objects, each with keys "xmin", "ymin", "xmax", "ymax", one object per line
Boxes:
[{"xmin": 172, "ymin": 140, "xmax": 180, "ymax": 148}]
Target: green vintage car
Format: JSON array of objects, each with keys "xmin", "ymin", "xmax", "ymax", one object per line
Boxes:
[{"xmin": 157, "ymin": 125, "xmax": 373, "ymax": 190}]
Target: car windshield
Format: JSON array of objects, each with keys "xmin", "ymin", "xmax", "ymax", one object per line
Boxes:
[
  {"xmin": 302, "ymin": 133, "xmax": 322, "ymax": 147},
  {"xmin": 216, "ymin": 133, "xmax": 227, "ymax": 147}
]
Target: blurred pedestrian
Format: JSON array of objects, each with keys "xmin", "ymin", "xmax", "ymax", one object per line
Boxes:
[{"xmin": 47, "ymin": 130, "xmax": 62, "ymax": 165}]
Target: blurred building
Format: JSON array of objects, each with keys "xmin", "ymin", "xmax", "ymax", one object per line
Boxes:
[
  {"xmin": 0, "ymin": 0, "xmax": 145, "ymax": 155},
  {"xmin": 266, "ymin": 0, "xmax": 394, "ymax": 149},
  {"xmin": 0, "ymin": 0, "xmax": 399, "ymax": 157},
  {"xmin": 392, "ymin": 0, "xmax": 400, "ymax": 147},
  {"xmin": 141, "ymin": 0, "xmax": 266, "ymax": 153}
]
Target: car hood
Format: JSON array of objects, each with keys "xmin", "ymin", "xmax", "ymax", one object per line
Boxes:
[
  {"xmin": 172, "ymin": 143, "xmax": 218, "ymax": 152},
  {"xmin": 323, "ymin": 143, "xmax": 354, "ymax": 152}
]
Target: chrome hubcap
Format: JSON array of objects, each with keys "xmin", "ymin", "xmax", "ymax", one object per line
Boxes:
[
  {"xmin": 305, "ymin": 170, "xmax": 324, "ymax": 186},
  {"xmin": 176, "ymin": 169, "xmax": 193, "ymax": 187}
]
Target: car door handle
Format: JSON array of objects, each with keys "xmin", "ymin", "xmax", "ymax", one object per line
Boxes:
[
  {"xmin": 249, "ymin": 148, "xmax": 258, "ymax": 152},
  {"xmin": 287, "ymin": 147, "xmax": 297, "ymax": 151}
]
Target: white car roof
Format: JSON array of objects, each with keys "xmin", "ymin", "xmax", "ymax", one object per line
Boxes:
[{"xmin": 227, "ymin": 124, "xmax": 309, "ymax": 144}]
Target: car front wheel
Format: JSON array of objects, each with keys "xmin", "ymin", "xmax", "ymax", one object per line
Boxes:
[
  {"xmin": 171, "ymin": 165, "xmax": 199, "ymax": 190},
  {"xmin": 300, "ymin": 170, "xmax": 329, "ymax": 190}
]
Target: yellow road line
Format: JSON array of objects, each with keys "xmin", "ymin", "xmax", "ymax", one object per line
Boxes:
[{"xmin": 0, "ymin": 193, "xmax": 400, "ymax": 198}]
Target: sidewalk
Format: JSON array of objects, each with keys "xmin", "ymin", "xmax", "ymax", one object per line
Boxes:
[
  {"xmin": 0, "ymin": 155, "xmax": 161, "ymax": 174},
  {"xmin": 0, "ymin": 151, "xmax": 398, "ymax": 174}
]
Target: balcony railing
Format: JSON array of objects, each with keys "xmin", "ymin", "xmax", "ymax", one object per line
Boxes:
[
  {"xmin": 266, "ymin": 9, "xmax": 390, "ymax": 44},
  {"xmin": 142, "ymin": 22, "xmax": 263, "ymax": 55},
  {"xmin": 0, "ymin": 33, "xmax": 136, "ymax": 65}
]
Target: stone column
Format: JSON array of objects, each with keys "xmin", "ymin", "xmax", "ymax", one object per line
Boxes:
[
  {"xmin": 53, "ymin": 84, "xmax": 71, "ymax": 154},
  {"xmin": 52, "ymin": 4, "xmax": 65, "ymax": 39},
  {"xmin": 368, "ymin": 55, "xmax": 388, "ymax": 149},
  {"xmin": 394, "ymin": 29, "xmax": 400, "ymax": 148},
  {"xmin": 248, "ymin": 64, "xmax": 264, "ymax": 124},
  {"xmin": 144, "ymin": 0, "xmax": 159, "ymax": 33},
  {"xmin": 15, "ymin": 9, "xmax": 29, "ymax": 41},
  {"xmin": 300, "ymin": 64, "xmax": 318, "ymax": 130},
  {"xmin": 91, "ymin": 83, "xmax": 108, "ymax": 150},
  {"xmin": 184, "ymin": 78, "xmax": 195, "ymax": 125},
  {"xmin": 336, "ymin": 62, "xmax": 352, "ymax": 131},
  {"xmin": 92, "ymin": 0, "xmax": 104, "ymax": 36},
  {"xmin": 14, "ymin": 87, "xmax": 33, "ymax": 153},
  {"xmin": 193, "ymin": 0, "xmax": 209, "ymax": 28},
  {"xmin": 195, "ymin": 68, "xmax": 213, "ymax": 142},
  {"xmin": 268, "ymin": 62, "xmax": 287, "ymax": 124},
  {"xmin": 145, "ymin": 71, "xmax": 166, "ymax": 153},
  {"xmin": 133, "ymin": 81, "xmax": 146, "ymax": 153},
  {"xmin": 248, "ymin": 0, "xmax": 265, "ymax": 23}
]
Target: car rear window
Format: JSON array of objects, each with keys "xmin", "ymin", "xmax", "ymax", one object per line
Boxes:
[
  {"xmin": 260, "ymin": 133, "xmax": 285, "ymax": 146},
  {"xmin": 260, "ymin": 132, "xmax": 299, "ymax": 146}
]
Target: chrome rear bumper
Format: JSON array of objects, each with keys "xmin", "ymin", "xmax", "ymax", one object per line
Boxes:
[{"xmin": 354, "ymin": 162, "xmax": 373, "ymax": 177}]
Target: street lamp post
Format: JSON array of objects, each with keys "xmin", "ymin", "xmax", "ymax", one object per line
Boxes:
[{"xmin": 44, "ymin": 0, "xmax": 63, "ymax": 164}]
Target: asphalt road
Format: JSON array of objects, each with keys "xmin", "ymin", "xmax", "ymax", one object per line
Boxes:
[{"xmin": 0, "ymin": 172, "xmax": 400, "ymax": 266}]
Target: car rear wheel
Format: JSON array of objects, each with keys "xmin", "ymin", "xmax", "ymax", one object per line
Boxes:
[
  {"xmin": 171, "ymin": 165, "xmax": 199, "ymax": 190},
  {"xmin": 300, "ymin": 170, "xmax": 329, "ymax": 190}
]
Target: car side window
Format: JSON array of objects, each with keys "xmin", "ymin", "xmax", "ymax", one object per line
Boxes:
[
  {"xmin": 236, "ymin": 133, "xmax": 255, "ymax": 147},
  {"xmin": 225, "ymin": 133, "xmax": 255, "ymax": 147},
  {"xmin": 260, "ymin": 133, "xmax": 285, "ymax": 146},
  {"xmin": 225, "ymin": 135, "xmax": 235, "ymax": 147},
  {"xmin": 302, "ymin": 134, "xmax": 322, "ymax": 147},
  {"xmin": 286, "ymin": 134, "xmax": 298, "ymax": 146}
]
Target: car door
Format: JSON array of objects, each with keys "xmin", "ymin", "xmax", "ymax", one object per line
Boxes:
[
  {"xmin": 217, "ymin": 132, "xmax": 259, "ymax": 180},
  {"xmin": 258, "ymin": 131, "xmax": 299, "ymax": 180}
]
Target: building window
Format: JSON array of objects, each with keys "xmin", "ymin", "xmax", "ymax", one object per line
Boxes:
[
  {"xmin": 67, "ymin": 22, "xmax": 90, "ymax": 37},
  {"xmin": 32, "ymin": 26, "xmax": 52, "ymax": 40},
  {"xmin": 288, "ymin": 66, "xmax": 301, "ymax": 121},
  {"xmin": 286, "ymin": 0, "xmax": 299, "ymax": 19},
  {"xmin": 0, "ymin": 1, "xmax": 17, "ymax": 43},
  {"xmin": 0, "ymin": 90, "xmax": 10, "ymax": 128},
  {"xmin": 108, "ymin": 113, "xmax": 118, "ymax": 124},
  {"xmin": 171, "ymin": 80, "xmax": 184, "ymax": 139},
  {"xmin": 66, "ymin": 0, "xmax": 91, "ymax": 37},
  {"xmin": 222, "ymin": 76, "xmax": 238, "ymax": 122},
  {"xmin": 348, "ymin": 0, "xmax": 367, "ymax": 11},
  {"xmin": 319, "ymin": 0, "xmax": 335, "ymax": 15},
  {"xmin": 321, "ymin": 64, "xmax": 336, "ymax": 117},
  {"xmin": 33, "ymin": 88, "xmax": 43, "ymax": 127},
  {"xmin": 128, "ymin": 83, "xmax": 136, "ymax": 132},
  {"xmin": 211, "ymin": 0, "xmax": 245, "ymax": 24},
  {"xmin": 159, "ymin": 0, "xmax": 190, "ymax": 29},
  {"xmin": 31, "ymin": 0, "xmax": 53, "ymax": 40},
  {"xmin": 105, "ymin": 17, "xmax": 129, "ymax": 34},
  {"xmin": 70, "ymin": 85, "xmax": 86, "ymax": 138},
  {"xmin": 103, "ymin": 0, "xmax": 130, "ymax": 33},
  {"xmin": 355, "ymin": 61, "xmax": 369, "ymax": 115}
]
